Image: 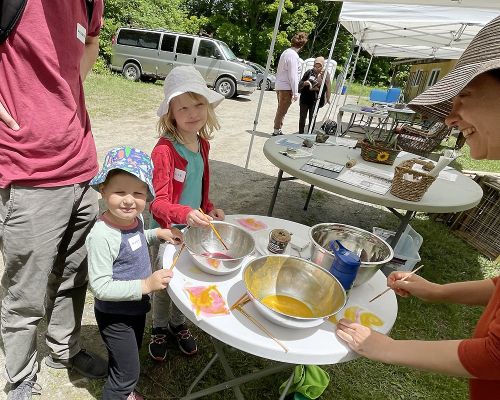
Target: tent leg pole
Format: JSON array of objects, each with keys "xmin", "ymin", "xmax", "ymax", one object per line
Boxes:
[
  {"xmin": 244, "ymin": 0, "xmax": 285, "ymax": 169},
  {"xmin": 357, "ymin": 52, "xmax": 374, "ymax": 104},
  {"xmin": 343, "ymin": 36, "xmax": 363, "ymax": 106},
  {"xmin": 307, "ymin": 22, "xmax": 340, "ymax": 134}
]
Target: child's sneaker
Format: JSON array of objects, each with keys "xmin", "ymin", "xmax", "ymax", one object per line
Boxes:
[
  {"xmin": 167, "ymin": 322, "xmax": 198, "ymax": 355},
  {"xmin": 127, "ymin": 391, "xmax": 144, "ymax": 400},
  {"xmin": 148, "ymin": 327, "xmax": 169, "ymax": 361}
]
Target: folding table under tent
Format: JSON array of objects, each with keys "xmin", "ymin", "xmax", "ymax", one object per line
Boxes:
[{"xmin": 244, "ymin": 0, "xmax": 500, "ymax": 168}]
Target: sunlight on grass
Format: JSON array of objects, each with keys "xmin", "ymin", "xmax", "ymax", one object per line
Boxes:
[{"xmin": 84, "ymin": 72, "xmax": 163, "ymax": 118}]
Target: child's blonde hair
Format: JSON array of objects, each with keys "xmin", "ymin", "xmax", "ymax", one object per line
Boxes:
[{"xmin": 157, "ymin": 92, "xmax": 220, "ymax": 142}]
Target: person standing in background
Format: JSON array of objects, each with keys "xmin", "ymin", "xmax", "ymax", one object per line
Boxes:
[
  {"xmin": 298, "ymin": 56, "xmax": 332, "ymax": 134},
  {"xmin": 272, "ymin": 32, "xmax": 308, "ymax": 136},
  {"xmin": 0, "ymin": 1, "xmax": 107, "ymax": 398}
]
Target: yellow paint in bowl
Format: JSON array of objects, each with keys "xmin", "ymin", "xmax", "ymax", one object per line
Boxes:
[{"xmin": 261, "ymin": 294, "xmax": 314, "ymax": 318}]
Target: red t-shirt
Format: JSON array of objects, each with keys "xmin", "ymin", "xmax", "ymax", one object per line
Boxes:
[
  {"xmin": 0, "ymin": 0, "xmax": 104, "ymax": 188},
  {"xmin": 458, "ymin": 277, "xmax": 500, "ymax": 399}
]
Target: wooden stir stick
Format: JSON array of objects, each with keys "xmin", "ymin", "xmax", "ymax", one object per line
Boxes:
[
  {"xmin": 369, "ymin": 264, "xmax": 424, "ymax": 303},
  {"xmin": 168, "ymin": 243, "xmax": 186, "ymax": 271},
  {"xmin": 235, "ymin": 304, "xmax": 288, "ymax": 352},
  {"xmin": 198, "ymin": 208, "xmax": 229, "ymax": 250}
]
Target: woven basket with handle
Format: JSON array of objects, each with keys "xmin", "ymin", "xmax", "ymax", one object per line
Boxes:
[
  {"xmin": 360, "ymin": 139, "xmax": 400, "ymax": 165},
  {"xmin": 390, "ymin": 159, "xmax": 436, "ymax": 202}
]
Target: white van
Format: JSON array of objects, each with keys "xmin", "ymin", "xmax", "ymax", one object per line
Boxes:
[{"xmin": 111, "ymin": 27, "xmax": 257, "ymax": 98}]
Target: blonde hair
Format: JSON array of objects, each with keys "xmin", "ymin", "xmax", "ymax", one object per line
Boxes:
[{"xmin": 157, "ymin": 92, "xmax": 220, "ymax": 142}]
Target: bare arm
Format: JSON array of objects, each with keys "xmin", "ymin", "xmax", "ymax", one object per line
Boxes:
[
  {"xmin": 389, "ymin": 272, "xmax": 495, "ymax": 306},
  {"xmin": 434, "ymin": 279, "xmax": 495, "ymax": 306},
  {"xmin": 336, "ymin": 321, "xmax": 472, "ymax": 377},
  {"xmin": 80, "ymin": 34, "xmax": 100, "ymax": 81}
]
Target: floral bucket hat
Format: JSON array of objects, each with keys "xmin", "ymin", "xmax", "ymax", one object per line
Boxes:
[{"xmin": 90, "ymin": 146, "xmax": 155, "ymax": 200}]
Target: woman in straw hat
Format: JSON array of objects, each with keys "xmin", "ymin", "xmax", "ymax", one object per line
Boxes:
[{"xmin": 336, "ymin": 15, "xmax": 500, "ymax": 400}]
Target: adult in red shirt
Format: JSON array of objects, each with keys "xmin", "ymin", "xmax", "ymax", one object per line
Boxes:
[
  {"xmin": 0, "ymin": 1, "xmax": 106, "ymax": 398},
  {"xmin": 336, "ymin": 16, "xmax": 500, "ymax": 400}
]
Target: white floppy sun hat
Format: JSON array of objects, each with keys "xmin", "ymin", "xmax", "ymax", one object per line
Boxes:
[{"xmin": 157, "ymin": 66, "xmax": 225, "ymax": 117}]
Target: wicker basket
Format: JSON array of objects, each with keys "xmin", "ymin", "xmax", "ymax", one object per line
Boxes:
[
  {"xmin": 360, "ymin": 139, "xmax": 400, "ymax": 165},
  {"xmin": 390, "ymin": 159, "xmax": 436, "ymax": 202}
]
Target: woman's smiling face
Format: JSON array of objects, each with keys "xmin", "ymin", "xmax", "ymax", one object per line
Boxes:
[{"xmin": 445, "ymin": 71, "xmax": 500, "ymax": 160}]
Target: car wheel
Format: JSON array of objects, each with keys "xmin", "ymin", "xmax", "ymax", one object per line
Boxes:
[
  {"xmin": 257, "ymin": 80, "xmax": 262, "ymax": 90},
  {"xmin": 266, "ymin": 79, "xmax": 272, "ymax": 91},
  {"xmin": 122, "ymin": 63, "xmax": 141, "ymax": 82},
  {"xmin": 215, "ymin": 77, "xmax": 236, "ymax": 98}
]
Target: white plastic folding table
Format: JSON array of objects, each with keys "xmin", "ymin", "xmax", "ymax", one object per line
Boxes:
[{"xmin": 166, "ymin": 214, "xmax": 398, "ymax": 399}]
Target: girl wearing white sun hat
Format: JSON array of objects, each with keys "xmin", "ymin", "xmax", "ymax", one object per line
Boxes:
[
  {"xmin": 148, "ymin": 66, "xmax": 225, "ymax": 361},
  {"xmin": 337, "ymin": 15, "xmax": 500, "ymax": 400}
]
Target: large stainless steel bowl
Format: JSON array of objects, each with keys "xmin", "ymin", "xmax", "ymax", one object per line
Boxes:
[
  {"xmin": 309, "ymin": 223, "xmax": 393, "ymax": 286},
  {"xmin": 184, "ymin": 221, "xmax": 255, "ymax": 275},
  {"xmin": 243, "ymin": 255, "xmax": 346, "ymax": 329}
]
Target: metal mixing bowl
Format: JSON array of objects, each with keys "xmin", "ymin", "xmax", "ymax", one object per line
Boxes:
[
  {"xmin": 309, "ymin": 223, "xmax": 393, "ymax": 286},
  {"xmin": 184, "ymin": 221, "xmax": 255, "ymax": 275},
  {"xmin": 243, "ymin": 255, "xmax": 346, "ymax": 329}
]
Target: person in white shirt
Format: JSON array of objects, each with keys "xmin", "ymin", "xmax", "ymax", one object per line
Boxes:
[{"xmin": 273, "ymin": 32, "xmax": 308, "ymax": 136}]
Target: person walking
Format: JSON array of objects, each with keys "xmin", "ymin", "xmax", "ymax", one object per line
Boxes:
[{"xmin": 272, "ymin": 32, "xmax": 308, "ymax": 136}]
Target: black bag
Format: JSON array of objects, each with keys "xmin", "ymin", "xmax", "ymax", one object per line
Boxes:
[
  {"xmin": 1, "ymin": 0, "xmax": 94, "ymax": 44},
  {"xmin": 321, "ymin": 119, "xmax": 337, "ymax": 135},
  {"xmin": 0, "ymin": 0, "xmax": 28, "ymax": 44}
]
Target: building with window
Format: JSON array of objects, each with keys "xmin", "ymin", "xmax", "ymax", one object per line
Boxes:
[{"xmin": 404, "ymin": 60, "xmax": 457, "ymax": 101}]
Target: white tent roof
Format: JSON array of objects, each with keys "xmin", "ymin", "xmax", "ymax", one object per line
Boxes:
[
  {"xmin": 362, "ymin": 43, "xmax": 464, "ymax": 59},
  {"xmin": 338, "ymin": 2, "xmax": 499, "ymax": 58},
  {"xmin": 327, "ymin": 0, "xmax": 500, "ymax": 11}
]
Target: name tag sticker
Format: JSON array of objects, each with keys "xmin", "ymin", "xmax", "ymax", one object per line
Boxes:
[
  {"xmin": 76, "ymin": 23, "xmax": 86, "ymax": 44},
  {"xmin": 128, "ymin": 234, "xmax": 142, "ymax": 251},
  {"xmin": 174, "ymin": 168, "xmax": 186, "ymax": 182}
]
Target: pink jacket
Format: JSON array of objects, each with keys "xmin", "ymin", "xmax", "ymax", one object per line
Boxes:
[{"xmin": 150, "ymin": 137, "xmax": 214, "ymax": 228}]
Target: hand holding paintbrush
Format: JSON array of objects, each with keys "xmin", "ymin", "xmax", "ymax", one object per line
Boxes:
[
  {"xmin": 369, "ymin": 265, "xmax": 424, "ymax": 302},
  {"xmin": 198, "ymin": 208, "xmax": 229, "ymax": 250}
]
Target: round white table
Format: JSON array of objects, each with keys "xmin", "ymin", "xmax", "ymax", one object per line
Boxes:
[
  {"xmin": 167, "ymin": 215, "xmax": 398, "ymax": 399},
  {"xmin": 264, "ymin": 135, "xmax": 483, "ymax": 245}
]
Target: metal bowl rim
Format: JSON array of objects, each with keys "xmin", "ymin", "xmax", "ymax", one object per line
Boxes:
[
  {"xmin": 184, "ymin": 221, "xmax": 255, "ymax": 261},
  {"xmin": 242, "ymin": 254, "xmax": 347, "ymax": 321},
  {"xmin": 308, "ymin": 223, "xmax": 394, "ymax": 266}
]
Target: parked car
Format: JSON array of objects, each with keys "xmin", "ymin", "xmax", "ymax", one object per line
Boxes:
[
  {"xmin": 245, "ymin": 61, "xmax": 276, "ymax": 91},
  {"xmin": 110, "ymin": 27, "xmax": 257, "ymax": 98}
]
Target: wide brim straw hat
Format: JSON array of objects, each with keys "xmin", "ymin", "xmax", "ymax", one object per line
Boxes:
[
  {"xmin": 157, "ymin": 66, "xmax": 225, "ymax": 117},
  {"xmin": 409, "ymin": 15, "xmax": 500, "ymax": 121}
]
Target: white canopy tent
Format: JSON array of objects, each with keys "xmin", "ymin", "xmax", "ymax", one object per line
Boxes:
[
  {"xmin": 360, "ymin": 43, "xmax": 464, "ymax": 60},
  {"xmin": 244, "ymin": 0, "xmax": 500, "ymax": 168}
]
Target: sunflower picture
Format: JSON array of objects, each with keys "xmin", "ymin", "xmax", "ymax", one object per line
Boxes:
[{"xmin": 376, "ymin": 151, "xmax": 390, "ymax": 162}]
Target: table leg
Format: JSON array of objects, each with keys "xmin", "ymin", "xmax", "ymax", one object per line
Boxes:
[
  {"xmin": 387, "ymin": 208, "xmax": 415, "ymax": 247},
  {"xmin": 279, "ymin": 371, "xmax": 296, "ymax": 400},
  {"xmin": 212, "ymin": 339, "xmax": 245, "ymax": 400},
  {"xmin": 268, "ymin": 169, "xmax": 284, "ymax": 216},
  {"xmin": 182, "ymin": 338, "xmax": 293, "ymax": 399},
  {"xmin": 303, "ymin": 185, "xmax": 315, "ymax": 210}
]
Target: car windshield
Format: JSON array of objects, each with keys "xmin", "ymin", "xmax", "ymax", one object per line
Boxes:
[
  {"xmin": 250, "ymin": 63, "xmax": 264, "ymax": 73},
  {"xmin": 219, "ymin": 42, "xmax": 237, "ymax": 61}
]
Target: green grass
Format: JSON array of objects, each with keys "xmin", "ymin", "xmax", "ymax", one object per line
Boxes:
[
  {"xmin": 441, "ymin": 137, "xmax": 500, "ymax": 173},
  {"xmin": 84, "ymin": 71, "xmax": 164, "ymax": 118},
  {"xmin": 82, "ymin": 73, "xmax": 499, "ymax": 400}
]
